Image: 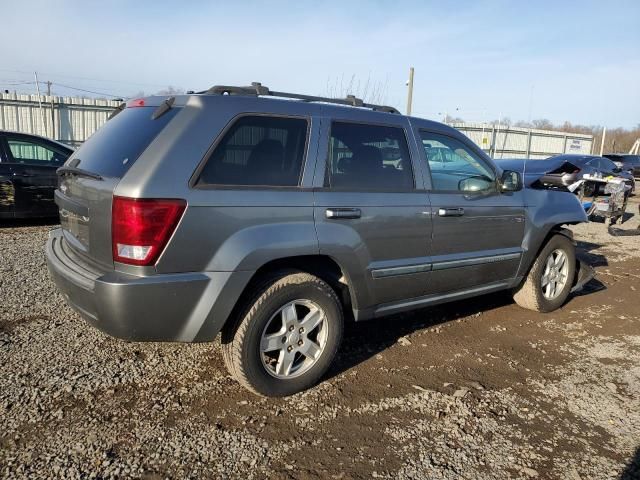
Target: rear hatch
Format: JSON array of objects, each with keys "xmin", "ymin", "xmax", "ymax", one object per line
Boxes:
[{"xmin": 56, "ymin": 99, "xmax": 180, "ymax": 269}]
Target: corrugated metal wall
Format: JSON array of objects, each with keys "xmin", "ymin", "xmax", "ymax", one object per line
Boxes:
[
  {"xmin": 450, "ymin": 122, "xmax": 593, "ymax": 159},
  {"xmin": 0, "ymin": 94, "xmax": 595, "ymax": 159},
  {"xmin": 0, "ymin": 93, "xmax": 121, "ymax": 147}
]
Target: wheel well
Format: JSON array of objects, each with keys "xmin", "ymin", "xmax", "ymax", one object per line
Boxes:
[
  {"xmin": 545, "ymin": 225, "xmax": 574, "ymax": 246},
  {"xmin": 232, "ymin": 255, "xmax": 354, "ymax": 322},
  {"xmin": 533, "ymin": 225, "xmax": 574, "ymax": 260},
  {"xmin": 520, "ymin": 224, "xmax": 574, "ymax": 283}
]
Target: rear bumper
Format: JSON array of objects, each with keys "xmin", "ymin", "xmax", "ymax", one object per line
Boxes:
[{"xmin": 45, "ymin": 228, "xmax": 252, "ymax": 342}]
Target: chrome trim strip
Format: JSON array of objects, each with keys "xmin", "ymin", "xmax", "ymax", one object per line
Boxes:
[
  {"xmin": 371, "ymin": 252, "xmax": 522, "ymax": 278},
  {"xmin": 431, "ymin": 252, "xmax": 521, "ymax": 271},
  {"xmin": 371, "ymin": 263, "xmax": 432, "ymax": 279}
]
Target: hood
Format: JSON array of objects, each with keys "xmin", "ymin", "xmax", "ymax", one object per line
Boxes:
[
  {"xmin": 494, "ymin": 158, "xmax": 579, "ymax": 189},
  {"xmin": 494, "ymin": 157, "xmax": 570, "ymax": 175}
]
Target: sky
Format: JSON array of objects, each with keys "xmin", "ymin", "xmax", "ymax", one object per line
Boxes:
[{"xmin": 1, "ymin": 0, "xmax": 639, "ymax": 128}]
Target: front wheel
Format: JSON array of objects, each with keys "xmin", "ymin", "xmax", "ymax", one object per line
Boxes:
[
  {"xmin": 221, "ymin": 271, "xmax": 344, "ymax": 397},
  {"xmin": 513, "ymin": 234, "xmax": 576, "ymax": 312}
]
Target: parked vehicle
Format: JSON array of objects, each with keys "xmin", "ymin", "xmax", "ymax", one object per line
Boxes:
[
  {"xmin": 603, "ymin": 154, "xmax": 640, "ymax": 179},
  {"xmin": 0, "ymin": 131, "xmax": 73, "ymax": 218},
  {"xmin": 46, "ymin": 83, "xmax": 590, "ymax": 397},
  {"xmin": 497, "ymin": 154, "xmax": 635, "ymax": 196}
]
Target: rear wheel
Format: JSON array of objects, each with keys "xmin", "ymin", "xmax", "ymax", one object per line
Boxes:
[
  {"xmin": 221, "ymin": 271, "xmax": 343, "ymax": 397},
  {"xmin": 513, "ymin": 234, "xmax": 576, "ymax": 313}
]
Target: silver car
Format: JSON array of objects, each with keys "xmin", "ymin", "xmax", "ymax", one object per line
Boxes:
[{"xmin": 46, "ymin": 83, "xmax": 590, "ymax": 397}]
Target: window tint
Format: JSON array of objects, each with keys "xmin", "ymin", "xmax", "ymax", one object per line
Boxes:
[
  {"xmin": 198, "ymin": 116, "xmax": 308, "ymax": 187},
  {"xmin": 584, "ymin": 158, "xmax": 598, "ymax": 167},
  {"xmin": 420, "ymin": 131, "xmax": 495, "ymax": 192},
  {"xmin": 6, "ymin": 137, "xmax": 69, "ymax": 166},
  {"xmin": 327, "ymin": 122, "xmax": 413, "ymax": 190},
  {"xmin": 71, "ymin": 107, "xmax": 179, "ymax": 178},
  {"xmin": 599, "ymin": 158, "xmax": 617, "ymax": 172}
]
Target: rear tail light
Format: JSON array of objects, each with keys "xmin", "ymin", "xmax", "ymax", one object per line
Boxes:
[
  {"xmin": 127, "ymin": 98, "xmax": 146, "ymax": 108},
  {"xmin": 112, "ymin": 196, "xmax": 186, "ymax": 266}
]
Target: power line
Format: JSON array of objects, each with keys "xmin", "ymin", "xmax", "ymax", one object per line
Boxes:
[
  {"xmin": 0, "ymin": 68, "xmax": 169, "ymax": 89},
  {"xmin": 0, "ymin": 77, "xmax": 124, "ymax": 98},
  {"xmin": 0, "ymin": 79, "xmax": 37, "ymax": 85},
  {"xmin": 49, "ymin": 82, "xmax": 123, "ymax": 98}
]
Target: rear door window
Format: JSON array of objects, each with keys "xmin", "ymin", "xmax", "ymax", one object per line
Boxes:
[
  {"xmin": 196, "ymin": 115, "xmax": 308, "ymax": 187},
  {"xmin": 69, "ymin": 107, "xmax": 179, "ymax": 178},
  {"xmin": 326, "ymin": 122, "xmax": 414, "ymax": 190},
  {"xmin": 599, "ymin": 158, "xmax": 618, "ymax": 174},
  {"xmin": 5, "ymin": 135, "xmax": 69, "ymax": 167}
]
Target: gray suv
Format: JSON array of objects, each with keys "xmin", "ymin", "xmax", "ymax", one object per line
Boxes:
[{"xmin": 46, "ymin": 83, "xmax": 589, "ymax": 397}]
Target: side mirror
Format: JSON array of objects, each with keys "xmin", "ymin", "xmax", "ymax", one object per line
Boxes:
[
  {"xmin": 500, "ymin": 170, "xmax": 522, "ymax": 192},
  {"xmin": 459, "ymin": 175, "xmax": 495, "ymax": 192},
  {"xmin": 613, "ymin": 166, "xmax": 622, "ymax": 174}
]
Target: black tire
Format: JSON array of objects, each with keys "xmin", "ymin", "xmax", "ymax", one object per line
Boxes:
[
  {"xmin": 513, "ymin": 234, "xmax": 576, "ymax": 313},
  {"xmin": 221, "ymin": 271, "xmax": 344, "ymax": 397}
]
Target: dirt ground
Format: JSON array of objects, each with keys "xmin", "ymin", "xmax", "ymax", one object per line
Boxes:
[{"xmin": 1, "ymin": 198, "xmax": 640, "ymax": 479}]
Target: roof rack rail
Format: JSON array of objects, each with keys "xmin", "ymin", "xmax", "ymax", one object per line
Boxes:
[{"xmin": 203, "ymin": 82, "xmax": 400, "ymax": 114}]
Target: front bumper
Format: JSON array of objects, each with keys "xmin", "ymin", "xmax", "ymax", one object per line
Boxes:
[{"xmin": 45, "ymin": 228, "xmax": 251, "ymax": 342}]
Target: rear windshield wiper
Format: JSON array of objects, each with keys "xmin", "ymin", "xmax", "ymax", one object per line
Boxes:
[
  {"xmin": 151, "ymin": 96, "xmax": 175, "ymax": 120},
  {"xmin": 57, "ymin": 165, "xmax": 103, "ymax": 181},
  {"xmin": 108, "ymin": 102, "xmax": 126, "ymax": 120}
]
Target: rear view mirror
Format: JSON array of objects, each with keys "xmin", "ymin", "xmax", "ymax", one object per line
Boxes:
[{"xmin": 500, "ymin": 170, "xmax": 522, "ymax": 192}]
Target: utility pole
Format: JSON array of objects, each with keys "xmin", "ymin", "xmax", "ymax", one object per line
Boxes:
[
  {"xmin": 493, "ymin": 113, "xmax": 502, "ymax": 158},
  {"xmin": 46, "ymin": 81, "xmax": 52, "ymax": 96},
  {"xmin": 34, "ymin": 71, "xmax": 47, "ymax": 136},
  {"xmin": 599, "ymin": 126, "xmax": 606, "ymax": 156},
  {"xmin": 406, "ymin": 67, "xmax": 414, "ymax": 116}
]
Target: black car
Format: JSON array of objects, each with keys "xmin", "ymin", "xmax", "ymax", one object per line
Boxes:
[
  {"xmin": 603, "ymin": 154, "xmax": 640, "ymax": 179},
  {"xmin": 0, "ymin": 131, "xmax": 73, "ymax": 219},
  {"xmin": 546, "ymin": 154, "xmax": 635, "ymax": 194},
  {"xmin": 496, "ymin": 154, "xmax": 635, "ymax": 196}
]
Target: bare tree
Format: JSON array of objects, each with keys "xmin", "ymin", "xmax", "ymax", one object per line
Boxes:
[
  {"xmin": 531, "ymin": 119, "xmax": 554, "ymax": 130},
  {"xmin": 323, "ymin": 74, "xmax": 389, "ymax": 105},
  {"xmin": 514, "ymin": 119, "xmax": 640, "ymax": 153},
  {"xmin": 155, "ymin": 86, "xmax": 185, "ymax": 95}
]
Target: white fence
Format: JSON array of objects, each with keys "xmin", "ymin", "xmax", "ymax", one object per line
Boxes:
[
  {"xmin": 0, "ymin": 93, "xmax": 121, "ymax": 147},
  {"xmin": 450, "ymin": 122, "xmax": 594, "ymax": 159},
  {"xmin": 0, "ymin": 94, "xmax": 594, "ymax": 159}
]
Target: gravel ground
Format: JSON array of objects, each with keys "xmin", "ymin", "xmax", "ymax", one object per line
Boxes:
[{"xmin": 2, "ymin": 198, "xmax": 640, "ymax": 479}]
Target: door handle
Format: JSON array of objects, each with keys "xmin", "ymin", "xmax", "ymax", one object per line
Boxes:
[
  {"xmin": 438, "ymin": 207, "xmax": 465, "ymax": 217},
  {"xmin": 325, "ymin": 208, "xmax": 362, "ymax": 219},
  {"xmin": 12, "ymin": 173, "xmax": 34, "ymax": 178}
]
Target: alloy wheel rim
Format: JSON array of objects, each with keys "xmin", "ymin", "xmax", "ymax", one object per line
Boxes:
[
  {"xmin": 541, "ymin": 249, "xmax": 569, "ymax": 300},
  {"xmin": 260, "ymin": 300, "xmax": 328, "ymax": 379}
]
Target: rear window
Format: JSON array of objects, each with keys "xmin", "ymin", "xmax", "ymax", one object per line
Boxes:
[{"xmin": 69, "ymin": 107, "xmax": 179, "ymax": 178}]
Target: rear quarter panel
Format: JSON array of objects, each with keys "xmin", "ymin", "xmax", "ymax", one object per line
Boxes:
[{"xmin": 113, "ymin": 96, "xmax": 325, "ymax": 275}]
